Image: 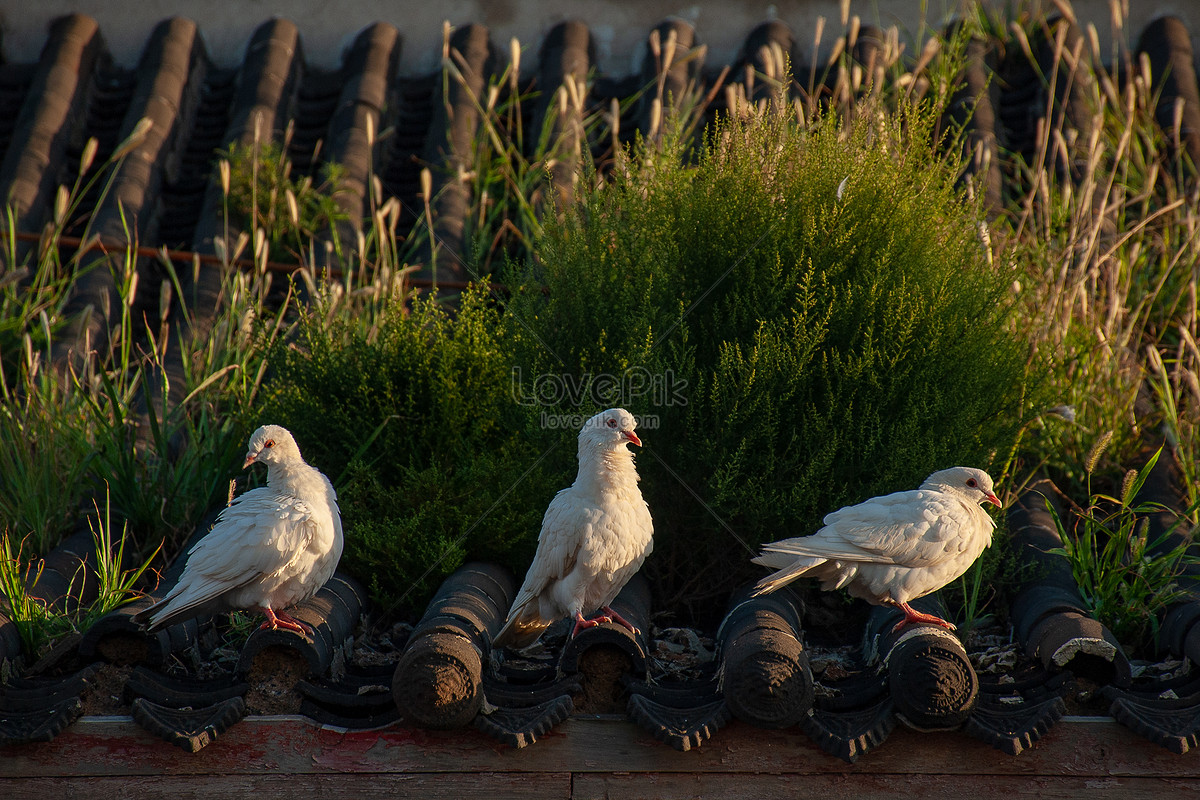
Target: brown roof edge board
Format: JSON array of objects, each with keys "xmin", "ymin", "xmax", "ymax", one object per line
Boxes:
[{"xmin": 0, "ymin": 715, "xmax": 1196, "ymax": 796}]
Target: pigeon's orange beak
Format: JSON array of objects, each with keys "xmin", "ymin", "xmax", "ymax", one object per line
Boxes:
[
  {"xmin": 243, "ymin": 451, "xmax": 259, "ymax": 469},
  {"xmin": 985, "ymin": 492, "xmax": 1002, "ymax": 508},
  {"xmin": 622, "ymin": 431, "xmax": 642, "ymax": 447}
]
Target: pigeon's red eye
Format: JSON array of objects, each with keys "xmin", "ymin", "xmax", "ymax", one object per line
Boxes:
[
  {"xmin": 264, "ymin": 440, "xmax": 275, "ymax": 448},
  {"xmin": 966, "ymin": 478, "xmax": 977, "ymax": 488},
  {"xmin": 606, "ymin": 419, "xmax": 617, "ymax": 428}
]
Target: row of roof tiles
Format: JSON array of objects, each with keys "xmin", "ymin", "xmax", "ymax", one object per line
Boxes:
[{"xmin": 2, "ymin": 13, "xmax": 1198, "ymax": 274}]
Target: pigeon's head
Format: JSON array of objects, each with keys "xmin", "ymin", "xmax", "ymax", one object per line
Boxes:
[
  {"xmin": 244, "ymin": 425, "xmax": 302, "ymax": 469},
  {"xmin": 924, "ymin": 467, "xmax": 1002, "ymax": 508},
  {"xmin": 579, "ymin": 408, "xmax": 642, "ymax": 450}
]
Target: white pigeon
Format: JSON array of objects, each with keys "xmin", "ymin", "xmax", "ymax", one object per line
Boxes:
[
  {"xmin": 134, "ymin": 424, "xmax": 343, "ymax": 636},
  {"xmin": 752, "ymin": 467, "xmax": 1002, "ymax": 631},
  {"xmin": 495, "ymin": 408, "xmax": 654, "ymax": 649}
]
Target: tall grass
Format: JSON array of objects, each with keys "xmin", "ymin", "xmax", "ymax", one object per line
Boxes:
[
  {"xmin": 0, "ymin": 136, "xmax": 275, "ymax": 610},
  {"xmin": 419, "ymin": 24, "xmax": 721, "ymax": 275},
  {"xmin": 1048, "ymin": 446, "xmax": 1200, "ymax": 645},
  {"xmin": 0, "ymin": 231, "xmax": 279, "ymax": 562},
  {"xmin": 1006, "ymin": 5, "xmax": 1200, "ymax": 504},
  {"xmin": 221, "ymin": 130, "xmax": 350, "ymax": 265},
  {"xmin": 0, "ymin": 488, "xmax": 159, "ymax": 655},
  {"xmin": 0, "ymin": 86, "xmax": 451, "ymax": 648}
]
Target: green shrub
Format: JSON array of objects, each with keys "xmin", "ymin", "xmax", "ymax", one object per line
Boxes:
[
  {"xmin": 258, "ymin": 285, "xmax": 558, "ymax": 615},
  {"xmin": 257, "ymin": 75, "xmax": 1042, "ymax": 623},
  {"xmin": 506, "ymin": 97, "xmax": 1038, "ymax": 618}
]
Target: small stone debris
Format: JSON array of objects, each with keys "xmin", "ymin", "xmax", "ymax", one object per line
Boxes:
[
  {"xmin": 348, "ymin": 621, "xmax": 411, "ymax": 669},
  {"xmin": 808, "ymin": 644, "xmax": 858, "ymax": 684},
  {"xmin": 971, "ymin": 641, "xmax": 1021, "ymax": 674},
  {"xmin": 1129, "ymin": 656, "xmax": 1190, "ymax": 682},
  {"xmin": 648, "ymin": 626, "xmax": 716, "ymax": 683}
]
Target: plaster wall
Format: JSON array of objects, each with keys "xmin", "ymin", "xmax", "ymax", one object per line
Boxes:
[{"xmin": 1, "ymin": 1, "xmax": 1194, "ymax": 74}]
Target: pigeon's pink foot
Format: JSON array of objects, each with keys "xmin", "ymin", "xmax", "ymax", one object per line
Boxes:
[
  {"xmin": 571, "ymin": 612, "xmax": 605, "ymax": 638},
  {"xmin": 600, "ymin": 606, "xmax": 640, "ymax": 636},
  {"xmin": 260, "ymin": 607, "xmax": 314, "ymax": 636},
  {"xmin": 890, "ymin": 601, "xmax": 956, "ymax": 633}
]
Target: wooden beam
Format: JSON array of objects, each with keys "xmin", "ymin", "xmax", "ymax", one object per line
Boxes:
[
  {"xmin": 0, "ymin": 773, "xmax": 572, "ymax": 800},
  {"xmin": 0, "ymin": 715, "xmax": 1196, "ymax": 796},
  {"xmin": 574, "ymin": 773, "xmax": 1200, "ymax": 800}
]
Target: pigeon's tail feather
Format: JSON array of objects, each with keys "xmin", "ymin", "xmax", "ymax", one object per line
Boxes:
[
  {"xmin": 133, "ymin": 596, "xmax": 212, "ymax": 633},
  {"xmin": 493, "ymin": 603, "xmax": 552, "ymax": 650},
  {"xmin": 131, "ymin": 581, "xmax": 228, "ymax": 632},
  {"xmin": 750, "ymin": 553, "xmax": 827, "ymax": 596},
  {"xmin": 129, "ymin": 605, "xmax": 155, "ymax": 628}
]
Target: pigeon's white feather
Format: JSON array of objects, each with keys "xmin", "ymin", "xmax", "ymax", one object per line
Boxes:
[
  {"xmin": 752, "ymin": 467, "xmax": 999, "ymax": 606},
  {"xmin": 496, "ymin": 408, "xmax": 653, "ymax": 649},
  {"xmin": 135, "ymin": 425, "xmax": 342, "ymax": 632}
]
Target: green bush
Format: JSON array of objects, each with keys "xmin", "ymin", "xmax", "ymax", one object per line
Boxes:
[
  {"xmin": 258, "ymin": 285, "xmax": 558, "ymax": 615},
  {"xmin": 258, "ymin": 93, "xmax": 1038, "ymax": 623},
  {"xmin": 506, "ymin": 99, "xmax": 1038, "ymax": 619}
]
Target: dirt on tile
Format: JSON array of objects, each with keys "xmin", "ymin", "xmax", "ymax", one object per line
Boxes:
[
  {"xmin": 243, "ymin": 646, "xmax": 309, "ymax": 715},
  {"xmin": 94, "ymin": 632, "xmax": 151, "ymax": 667},
  {"xmin": 80, "ymin": 663, "xmax": 134, "ymax": 715},
  {"xmin": 572, "ymin": 645, "xmax": 632, "ymax": 714}
]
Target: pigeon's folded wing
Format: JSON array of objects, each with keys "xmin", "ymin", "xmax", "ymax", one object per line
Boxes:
[
  {"xmin": 761, "ymin": 489, "xmax": 972, "ymax": 567},
  {"xmin": 167, "ymin": 491, "xmax": 320, "ymax": 604},
  {"xmin": 507, "ymin": 491, "xmax": 599, "ymax": 612}
]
